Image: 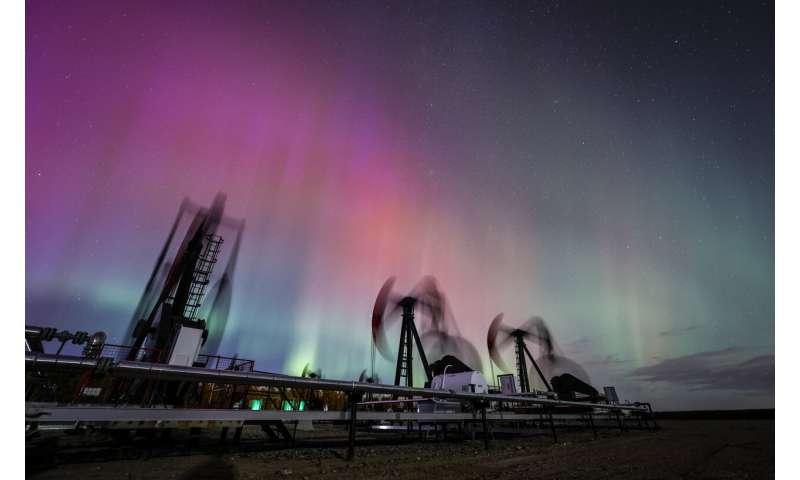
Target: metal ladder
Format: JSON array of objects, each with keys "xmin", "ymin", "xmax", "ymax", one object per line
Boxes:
[
  {"xmin": 396, "ymin": 325, "xmax": 411, "ymax": 386},
  {"xmin": 183, "ymin": 235, "xmax": 223, "ymax": 320},
  {"xmin": 515, "ymin": 339, "xmax": 530, "ymax": 393}
]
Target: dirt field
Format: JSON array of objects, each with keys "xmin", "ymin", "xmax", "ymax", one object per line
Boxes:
[{"xmin": 27, "ymin": 420, "xmax": 773, "ymax": 479}]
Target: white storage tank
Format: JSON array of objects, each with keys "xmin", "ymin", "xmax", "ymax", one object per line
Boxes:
[{"xmin": 430, "ymin": 371, "xmax": 489, "ymax": 394}]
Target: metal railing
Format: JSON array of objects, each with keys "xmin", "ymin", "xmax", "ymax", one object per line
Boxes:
[
  {"xmin": 102, "ymin": 344, "xmax": 166, "ymax": 363},
  {"xmin": 25, "ymin": 352, "xmax": 649, "ymax": 413},
  {"xmin": 195, "ymin": 354, "xmax": 254, "ymax": 372}
]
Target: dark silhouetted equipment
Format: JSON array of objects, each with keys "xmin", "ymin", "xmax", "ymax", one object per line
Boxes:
[
  {"xmin": 413, "ymin": 277, "xmax": 483, "ymax": 376},
  {"xmin": 488, "ymin": 314, "xmax": 599, "ymax": 401},
  {"xmin": 487, "ymin": 314, "xmax": 553, "ymax": 393},
  {"xmin": 358, "ymin": 369, "xmax": 379, "ymax": 383},
  {"xmin": 551, "ymin": 373, "xmax": 599, "ymax": 401},
  {"xmin": 301, "ymin": 363, "xmax": 322, "ymax": 379},
  {"xmin": 24, "ymin": 192, "xmax": 660, "ymax": 458},
  {"xmin": 371, "ymin": 277, "xmax": 438, "ymax": 387},
  {"xmin": 372, "ymin": 276, "xmax": 486, "ymax": 388},
  {"xmin": 124, "ymin": 193, "xmax": 245, "ymax": 364},
  {"xmin": 429, "ymin": 354, "xmax": 473, "ymax": 377}
]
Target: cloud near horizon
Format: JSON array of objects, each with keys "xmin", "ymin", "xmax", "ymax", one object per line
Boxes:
[
  {"xmin": 630, "ymin": 347, "xmax": 774, "ymax": 394},
  {"xmin": 658, "ymin": 325, "xmax": 702, "ymax": 337}
]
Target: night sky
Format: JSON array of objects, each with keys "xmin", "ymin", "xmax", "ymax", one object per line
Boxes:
[{"xmin": 26, "ymin": 0, "xmax": 774, "ymax": 410}]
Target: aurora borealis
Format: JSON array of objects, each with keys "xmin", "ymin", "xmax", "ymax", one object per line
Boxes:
[{"xmin": 25, "ymin": 1, "xmax": 774, "ymax": 410}]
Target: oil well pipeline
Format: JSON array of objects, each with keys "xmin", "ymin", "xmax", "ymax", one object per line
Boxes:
[{"xmin": 25, "ymin": 193, "xmax": 657, "ymax": 461}]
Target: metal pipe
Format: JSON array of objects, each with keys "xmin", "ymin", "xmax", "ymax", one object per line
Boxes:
[
  {"xmin": 25, "ymin": 353, "xmax": 647, "ymax": 413},
  {"xmin": 25, "ymin": 405, "xmax": 627, "ymax": 424},
  {"xmin": 25, "ymin": 326, "xmax": 43, "ymax": 336},
  {"xmin": 409, "ymin": 316, "xmax": 432, "ymax": 383},
  {"xmin": 522, "ymin": 342, "xmax": 552, "ymax": 392},
  {"xmin": 27, "ymin": 353, "xmax": 101, "ymax": 370},
  {"xmin": 442, "ymin": 364, "xmax": 451, "ymax": 389}
]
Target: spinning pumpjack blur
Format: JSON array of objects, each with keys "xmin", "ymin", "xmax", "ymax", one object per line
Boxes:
[{"xmin": 25, "ymin": 195, "xmax": 658, "ymax": 461}]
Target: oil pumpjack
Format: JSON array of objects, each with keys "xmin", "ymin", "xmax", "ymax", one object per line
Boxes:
[
  {"xmin": 25, "ymin": 213, "xmax": 658, "ymax": 448},
  {"xmin": 125, "ymin": 192, "xmax": 244, "ymax": 368},
  {"xmin": 371, "ymin": 276, "xmax": 487, "ymax": 391},
  {"xmin": 487, "ymin": 314, "xmax": 553, "ymax": 393},
  {"xmin": 488, "ymin": 314, "xmax": 601, "ymax": 401},
  {"xmin": 371, "ymin": 277, "xmax": 441, "ymax": 387}
]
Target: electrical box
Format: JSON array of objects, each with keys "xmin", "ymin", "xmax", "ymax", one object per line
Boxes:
[{"xmin": 167, "ymin": 325, "xmax": 204, "ymax": 367}]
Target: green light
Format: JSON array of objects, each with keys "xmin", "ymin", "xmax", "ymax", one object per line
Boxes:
[
  {"xmin": 280, "ymin": 399, "xmax": 305, "ymax": 411},
  {"xmin": 250, "ymin": 399, "xmax": 262, "ymax": 410}
]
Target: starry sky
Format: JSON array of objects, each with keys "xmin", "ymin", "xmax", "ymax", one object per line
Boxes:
[{"xmin": 26, "ymin": 0, "xmax": 774, "ymax": 410}]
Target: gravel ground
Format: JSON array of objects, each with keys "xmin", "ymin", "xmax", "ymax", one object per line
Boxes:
[{"xmin": 27, "ymin": 419, "xmax": 773, "ymax": 479}]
